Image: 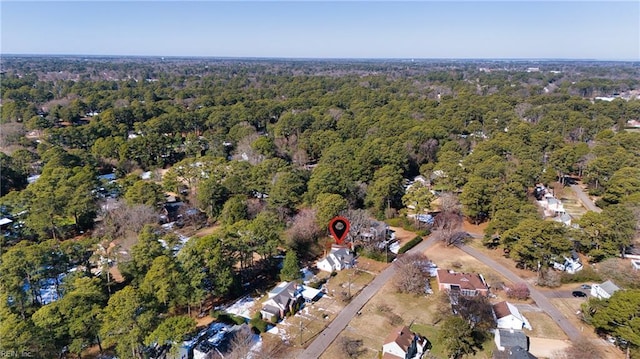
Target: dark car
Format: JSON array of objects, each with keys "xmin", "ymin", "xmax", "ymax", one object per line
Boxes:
[{"xmin": 572, "ymin": 290, "xmax": 587, "ymax": 297}]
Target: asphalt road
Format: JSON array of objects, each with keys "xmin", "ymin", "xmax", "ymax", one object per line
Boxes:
[
  {"xmin": 299, "ymin": 235, "xmax": 439, "ymax": 359},
  {"xmin": 570, "ymin": 184, "xmax": 602, "ymax": 213},
  {"xmin": 456, "ymin": 244, "xmax": 583, "ymax": 342},
  {"xmin": 545, "ymin": 289, "xmax": 589, "ymax": 299}
]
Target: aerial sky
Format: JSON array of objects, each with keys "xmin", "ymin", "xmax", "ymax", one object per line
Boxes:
[{"xmin": 1, "ymin": 1, "xmax": 639, "ymax": 60}]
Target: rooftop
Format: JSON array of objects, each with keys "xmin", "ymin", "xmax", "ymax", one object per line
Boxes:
[
  {"xmin": 497, "ymin": 329, "xmax": 528, "ymax": 350},
  {"xmin": 384, "ymin": 326, "xmax": 415, "ymax": 350},
  {"xmin": 599, "ymin": 280, "xmax": 620, "ymax": 295},
  {"xmin": 437, "ymin": 269, "xmax": 488, "ymax": 291}
]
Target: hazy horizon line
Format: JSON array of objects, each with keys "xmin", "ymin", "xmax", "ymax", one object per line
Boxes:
[{"xmin": 2, "ymin": 53, "xmax": 639, "ymax": 62}]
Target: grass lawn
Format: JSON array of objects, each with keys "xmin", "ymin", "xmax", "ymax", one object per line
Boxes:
[
  {"xmin": 410, "ymin": 323, "xmax": 446, "ymax": 358},
  {"xmin": 410, "ymin": 322, "xmax": 495, "ymax": 359},
  {"xmin": 325, "ymin": 268, "xmax": 375, "ymax": 300},
  {"xmin": 524, "ymin": 312, "xmax": 568, "ymax": 340}
]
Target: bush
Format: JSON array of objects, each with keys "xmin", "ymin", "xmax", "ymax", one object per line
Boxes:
[
  {"xmin": 560, "ymin": 266, "xmax": 602, "ymax": 284},
  {"xmin": 506, "ymin": 283, "xmax": 531, "ymax": 300},
  {"xmin": 249, "ymin": 313, "xmax": 269, "ymax": 333},
  {"xmin": 398, "ymin": 236, "xmax": 423, "ymax": 254},
  {"xmin": 594, "ymin": 198, "xmax": 609, "ymax": 209},
  {"xmin": 358, "ymin": 247, "xmax": 394, "ymax": 262},
  {"xmin": 386, "ymin": 216, "xmax": 429, "ymax": 233},
  {"xmin": 210, "ymin": 310, "xmax": 246, "ymax": 325},
  {"xmin": 309, "ymin": 277, "xmax": 327, "ymax": 289},
  {"xmin": 386, "ymin": 217, "xmax": 409, "ymax": 228},
  {"xmin": 588, "ymin": 187, "xmax": 603, "ymax": 196}
]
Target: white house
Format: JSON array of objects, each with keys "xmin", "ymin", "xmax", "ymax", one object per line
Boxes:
[
  {"xmin": 591, "ymin": 280, "xmax": 620, "ymax": 299},
  {"xmin": 552, "ymin": 256, "xmax": 583, "ymax": 274},
  {"xmin": 544, "ymin": 195, "xmax": 565, "ymax": 215},
  {"xmin": 317, "ymin": 247, "xmax": 354, "ymax": 272},
  {"xmin": 552, "ymin": 250, "xmax": 583, "ymax": 274},
  {"xmin": 553, "ymin": 212, "xmax": 572, "ymax": 227},
  {"xmin": 493, "ymin": 301, "xmax": 532, "ymax": 330},
  {"xmin": 382, "ymin": 326, "xmax": 429, "ymax": 359}
]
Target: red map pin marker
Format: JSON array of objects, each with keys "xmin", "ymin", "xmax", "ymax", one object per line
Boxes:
[{"xmin": 329, "ymin": 216, "xmax": 350, "ymax": 245}]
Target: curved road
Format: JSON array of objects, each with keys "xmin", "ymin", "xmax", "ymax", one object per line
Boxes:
[
  {"xmin": 456, "ymin": 244, "xmax": 582, "ymax": 342},
  {"xmin": 299, "ymin": 235, "xmax": 439, "ymax": 359},
  {"xmin": 570, "ymin": 184, "xmax": 601, "ymax": 213}
]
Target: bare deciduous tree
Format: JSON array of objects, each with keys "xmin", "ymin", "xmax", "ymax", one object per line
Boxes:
[
  {"xmin": 394, "ymin": 253, "xmax": 432, "ymax": 295},
  {"xmin": 285, "ymin": 208, "xmax": 321, "ymax": 256},
  {"xmin": 251, "ymin": 337, "xmax": 293, "ymax": 359},
  {"xmin": 0, "ymin": 122, "xmax": 26, "ymax": 148},
  {"xmin": 453, "ymin": 296, "xmax": 496, "ymax": 332},
  {"xmin": 597, "ymin": 258, "xmax": 640, "ymax": 289},
  {"xmin": 537, "ymin": 268, "xmax": 561, "ymax": 288},
  {"xmin": 94, "ymin": 200, "xmax": 158, "ymax": 241},
  {"xmin": 231, "ymin": 128, "xmax": 263, "ymax": 165},
  {"xmin": 226, "ymin": 325, "xmax": 255, "ymax": 359},
  {"xmin": 506, "ymin": 283, "xmax": 531, "ymax": 300},
  {"xmin": 247, "ymin": 198, "xmax": 267, "ymax": 219},
  {"xmin": 339, "ymin": 337, "xmax": 365, "ymax": 358},
  {"xmin": 433, "ymin": 192, "xmax": 464, "ymax": 245}
]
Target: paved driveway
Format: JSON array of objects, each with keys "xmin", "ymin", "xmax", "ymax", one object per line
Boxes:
[{"xmin": 570, "ymin": 184, "xmax": 601, "ymax": 213}]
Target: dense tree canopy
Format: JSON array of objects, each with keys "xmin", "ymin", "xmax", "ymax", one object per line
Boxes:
[{"xmin": 1, "ymin": 57, "xmax": 640, "ymax": 358}]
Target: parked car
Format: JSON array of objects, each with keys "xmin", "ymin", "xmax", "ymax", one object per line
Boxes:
[
  {"xmin": 581, "ymin": 284, "xmax": 591, "ymax": 289},
  {"xmin": 572, "ymin": 290, "xmax": 587, "ymax": 297}
]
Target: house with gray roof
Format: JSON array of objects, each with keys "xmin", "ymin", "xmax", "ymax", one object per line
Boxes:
[
  {"xmin": 260, "ymin": 281, "xmax": 303, "ymax": 322},
  {"xmin": 494, "ymin": 329, "xmax": 529, "ymax": 353},
  {"xmin": 317, "ymin": 246, "xmax": 354, "ymax": 272},
  {"xmin": 590, "ymin": 280, "xmax": 620, "ymax": 299}
]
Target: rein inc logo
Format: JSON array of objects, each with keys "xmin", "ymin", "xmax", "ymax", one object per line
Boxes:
[{"xmin": 0, "ymin": 351, "xmax": 33, "ymax": 358}]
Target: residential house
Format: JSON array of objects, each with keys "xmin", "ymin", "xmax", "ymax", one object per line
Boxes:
[
  {"xmin": 553, "ymin": 212, "xmax": 572, "ymax": 227},
  {"xmin": 493, "ymin": 345, "xmax": 537, "ymax": 359},
  {"xmin": 590, "ymin": 280, "xmax": 620, "ymax": 299},
  {"xmin": 382, "ymin": 326, "xmax": 430, "ymax": 359},
  {"xmin": 300, "ymin": 286, "xmax": 323, "ymax": 303},
  {"xmin": 493, "ymin": 301, "xmax": 532, "ymax": 330},
  {"xmin": 552, "ymin": 251, "xmax": 583, "ymax": 274},
  {"xmin": 166, "ymin": 323, "xmax": 243, "ymax": 359},
  {"xmin": 317, "ymin": 246, "xmax": 355, "ymax": 272},
  {"xmin": 260, "ymin": 281, "xmax": 303, "ymax": 322},
  {"xmin": 436, "ymin": 269, "xmax": 489, "ymax": 297},
  {"xmin": 542, "ymin": 195, "xmax": 565, "ymax": 216},
  {"xmin": 494, "ymin": 329, "xmax": 530, "ymax": 353},
  {"xmin": 0, "ymin": 217, "xmax": 13, "ymax": 230},
  {"xmin": 191, "ymin": 324, "xmax": 250, "ymax": 359}
]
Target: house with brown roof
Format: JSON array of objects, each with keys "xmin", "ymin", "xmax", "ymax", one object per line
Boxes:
[
  {"xmin": 436, "ymin": 269, "xmax": 489, "ymax": 297},
  {"xmin": 493, "ymin": 301, "xmax": 532, "ymax": 330},
  {"xmin": 382, "ymin": 326, "xmax": 430, "ymax": 359}
]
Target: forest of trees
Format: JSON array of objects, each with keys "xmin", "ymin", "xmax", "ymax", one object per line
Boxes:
[{"xmin": 0, "ymin": 56, "xmax": 639, "ymax": 358}]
